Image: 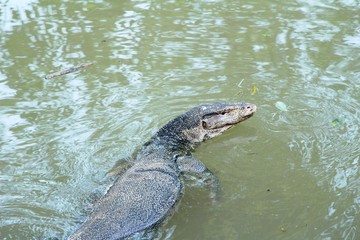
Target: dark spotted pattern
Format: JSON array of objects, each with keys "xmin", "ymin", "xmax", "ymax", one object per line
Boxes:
[{"xmin": 69, "ymin": 102, "xmax": 256, "ymax": 240}]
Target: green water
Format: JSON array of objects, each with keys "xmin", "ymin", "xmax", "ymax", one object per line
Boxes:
[{"xmin": 1, "ymin": 0, "xmax": 359, "ymax": 239}]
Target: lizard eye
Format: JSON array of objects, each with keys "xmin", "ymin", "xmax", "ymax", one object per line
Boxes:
[{"xmin": 202, "ymin": 121, "xmax": 207, "ymax": 129}]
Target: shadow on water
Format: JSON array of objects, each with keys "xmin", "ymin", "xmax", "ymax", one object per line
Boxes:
[{"xmin": 0, "ymin": 0, "xmax": 359, "ymax": 239}]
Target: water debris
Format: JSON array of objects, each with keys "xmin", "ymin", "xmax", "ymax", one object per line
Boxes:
[
  {"xmin": 251, "ymin": 84, "xmax": 259, "ymax": 95},
  {"xmin": 275, "ymin": 101, "xmax": 288, "ymax": 111},
  {"xmin": 237, "ymin": 79, "xmax": 245, "ymax": 87},
  {"xmin": 274, "ymin": 101, "xmax": 320, "ymax": 113},
  {"xmin": 45, "ymin": 61, "xmax": 96, "ymax": 79},
  {"xmin": 280, "ymin": 226, "xmax": 287, "ymax": 232},
  {"xmin": 331, "ymin": 117, "xmax": 344, "ymax": 127},
  {"xmin": 235, "ymin": 79, "xmax": 245, "ymax": 95}
]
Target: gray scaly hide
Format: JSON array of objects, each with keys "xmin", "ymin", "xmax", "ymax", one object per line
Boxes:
[{"xmin": 68, "ymin": 102, "xmax": 256, "ymax": 240}]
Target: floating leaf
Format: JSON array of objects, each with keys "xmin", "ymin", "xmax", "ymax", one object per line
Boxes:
[
  {"xmin": 275, "ymin": 101, "xmax": 288, "ymax": 111},
  {"xmin": 280, "ymin": 226, "xmax": 287, "ymax": 232},
  {"xmin": 251, "ymin": 84, "xmax": 258, "ymax": 95},
  {"xmin": 331, "ymin": 117, "xmax": 344, "ymax": 127}
]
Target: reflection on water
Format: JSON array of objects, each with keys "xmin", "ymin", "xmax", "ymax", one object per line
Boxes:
[{"xmin": 0, "ymin": 0, "xmax": 359, "ymax": 239}]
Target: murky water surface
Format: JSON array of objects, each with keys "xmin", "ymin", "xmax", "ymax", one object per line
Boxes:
[{"xmin": 1, "ymin": 0, "xmax": 359, "ymax": 239}]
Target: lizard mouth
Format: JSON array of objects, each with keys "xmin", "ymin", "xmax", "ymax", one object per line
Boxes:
[
  {"xmin": 202, "ymin": 104, "xmax": 256, "ymax": 130},
  {"xmin": 243, "ymin": 112, "xmax": 255, "ymax": 120},
  {"xmin": 223, "ymin": 109, "xmax": 256, "ymax": 127}
]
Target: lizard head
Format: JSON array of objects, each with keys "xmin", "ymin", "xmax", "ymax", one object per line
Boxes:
[
  {"xmin": 181, "ymin": 102, "xmax": 257, "ymax": 143},
  {"xmin": 155, "ymin": 102, "xmax": 256, "ymax": 149}
]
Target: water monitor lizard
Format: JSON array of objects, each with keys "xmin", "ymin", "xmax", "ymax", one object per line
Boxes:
[{"xmin": 68, "ymin": 102, "xmax": 257, "ymax": 239}]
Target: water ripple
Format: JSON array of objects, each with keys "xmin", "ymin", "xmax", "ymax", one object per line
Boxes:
[{"xmin": 0, "ymin": 0, "xmax": 359, "ymax": 239}]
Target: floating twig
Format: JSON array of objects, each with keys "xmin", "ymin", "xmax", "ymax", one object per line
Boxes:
[
  {"xmin": 235, "ymin": 79, "xmax": 245, "ymax": 96},
  {"xmin": 237, "ymin": 79, "xmax": 245, "ymax": 88},
  {"xmin": 45, "ymin": 61, "xmax": 96, "ymax": 79}
]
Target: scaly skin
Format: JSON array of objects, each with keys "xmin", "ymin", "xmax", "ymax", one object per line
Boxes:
[{"xmin": 68, "ymin": 102, "xmax": 256, "ymax": 240}]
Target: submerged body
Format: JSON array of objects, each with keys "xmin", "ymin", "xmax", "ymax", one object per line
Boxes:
[{"xmin": 69, "ymin": 102, "xmax": 256, "ymax": 240}]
